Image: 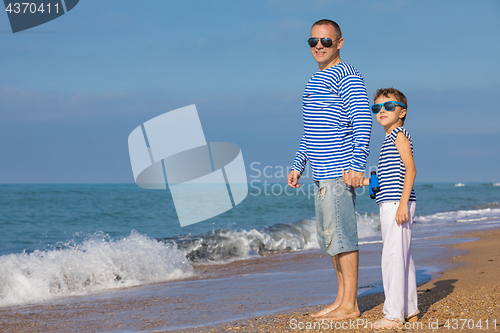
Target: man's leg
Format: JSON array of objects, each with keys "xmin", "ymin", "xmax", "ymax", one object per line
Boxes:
[
  {"xmin": 316, "ymin": 250, "xmax": 360, "ymax": 320},
  {"xmin": 312, "ymin": 178, "xmax": 359, "ymax": 320},
  {"xmin": 311, "ymin": 254, "xmax": 343, "ymax": 317}
]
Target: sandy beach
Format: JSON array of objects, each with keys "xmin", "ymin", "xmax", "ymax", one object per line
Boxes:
[
  {"xmin": 173, "ymin": 229, "xmax": 500, "ymax": 333},
  {"xmin": 0, "ymin": 228, "xmax": 499, "ymax": 333}
]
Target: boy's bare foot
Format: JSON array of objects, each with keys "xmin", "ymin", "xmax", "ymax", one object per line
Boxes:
[
  {"xmin": 373, "ymin": 318, "xmax": 402, "ymax": 329},
  {"xmin": 313, "ymin": 306, "xmax": 360, "ymax": 321},
  {"xmin": 406, "ymin": 312, "xmax": 419, "ymax": 322},
  {"xmin": 310, "ymin": 301, "xmax": 340, "ymax": 317}
]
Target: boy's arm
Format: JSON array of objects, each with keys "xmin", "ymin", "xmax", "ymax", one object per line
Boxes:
[
  {"xmin": 363, "ymin": 177, "xmax": 370, "ymax": 186},
  {"xmin": 394, "ymin": 132, "xmax": 417, "ymax": 225}
]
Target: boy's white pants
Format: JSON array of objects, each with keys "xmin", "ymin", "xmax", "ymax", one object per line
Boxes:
[{"xmin": 379, "ymin": 201, "xmax": 419, "ymax": 323}]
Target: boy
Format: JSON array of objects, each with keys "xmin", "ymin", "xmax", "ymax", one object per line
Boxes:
[{"xmin": 343, "ymin": 87, "xmax": 418, "ymax": 328}]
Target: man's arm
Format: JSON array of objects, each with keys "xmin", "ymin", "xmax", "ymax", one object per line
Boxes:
[
  {"xmin": 292, "ymin": 133, "xmax": 307, "ymax": 173},
  {"xmin": 339, "ymin": 75, "xmax": 372, "ymax": 187},
  {"xmin": 288, "ymin": 133, "xmax": 308, "ymax": 188}
]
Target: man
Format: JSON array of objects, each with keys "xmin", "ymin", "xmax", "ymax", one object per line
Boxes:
[{"xmin": 287, "ymin": 19, "xmax": 372, "ymax": 320}]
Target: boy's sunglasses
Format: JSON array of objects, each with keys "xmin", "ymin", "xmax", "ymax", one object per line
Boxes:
[
  {"xmin": 371, "ymin": 101, "xmax": 406, "ymax": 114},
  {"xmin": 307, "ymin": 37, "xmax": 340, "ymax": 48}
]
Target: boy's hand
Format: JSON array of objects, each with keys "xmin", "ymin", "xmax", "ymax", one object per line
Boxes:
[
  {"xmin": 396, "ymin": 203, "xmax": 409, "ymax": 225},
  {"xmin": 287, "ymin": 170, "xmax": 302, "ymax": 188}
]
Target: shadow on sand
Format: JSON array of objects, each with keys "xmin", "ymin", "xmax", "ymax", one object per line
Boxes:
[{"xmin": 358, "ymin": 278, "xmax": 457, "ymax": 321}]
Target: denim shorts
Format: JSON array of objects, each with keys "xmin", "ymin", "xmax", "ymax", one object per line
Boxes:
[{"xmin": 314, "ymin": 177, "xmax": 358, "ymax": 256}]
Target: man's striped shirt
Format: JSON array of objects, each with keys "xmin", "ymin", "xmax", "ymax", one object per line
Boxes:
[
  {"xmin": 292, "ymin": 62, "xmax": 372, "ymax": 180},
  {"xmin": 376, "ymin": 127, "xmax": 417, "ymax": 204}
]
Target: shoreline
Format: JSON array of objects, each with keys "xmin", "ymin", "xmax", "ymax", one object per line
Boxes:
[
  {"xmin": 0, "ymin": 228, "xmax": 498, "ymax": 332},
  {"xmin": 169, "ymin": 228, "xmax": 500, "ymax": 332}
]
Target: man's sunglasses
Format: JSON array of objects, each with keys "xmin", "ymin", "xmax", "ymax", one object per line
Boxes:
[
  {"xmin": 307, "ymin": 37, "xmax": 340, "ymax": 48},
  {"xmin": 371, "ymin": 101, "xmax": 406, "ymax": 114}
]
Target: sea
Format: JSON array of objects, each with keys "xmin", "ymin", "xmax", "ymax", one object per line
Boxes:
[{"xmin": 1, "ymin": 182, "xmax": 500, "ymax": 330}]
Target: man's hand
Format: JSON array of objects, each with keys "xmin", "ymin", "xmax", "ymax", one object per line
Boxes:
[
  {"xmin": 287, "ymin": 170, "xmax": 302, "ymax": 188},
  {"xmin": 342, "ymin": 170, "xmax": 370, "ymax": 187},
  {"xmin": 344, "ymin": 169, "xmax": 364, "ymax": 188}
]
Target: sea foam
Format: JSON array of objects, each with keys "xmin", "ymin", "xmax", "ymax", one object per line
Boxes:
[
  {"xmin": 415, "ymin": 207, "xmax": 500, "ymax": 224},
  {"xmin": 0, "ymin": 231, "xmax": 192, "ymax": 307},
  {"xmin": 164, "ymin": 212, "xmax": 380, "ymax": 264},
  {"xmin": 166, "ymin": 219, "xmax": 319, "ymax": 264}
]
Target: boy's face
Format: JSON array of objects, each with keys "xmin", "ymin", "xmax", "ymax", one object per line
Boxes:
[{"xmin": 374, "ymin": 93, "xmax": 407, "ymax": 133}]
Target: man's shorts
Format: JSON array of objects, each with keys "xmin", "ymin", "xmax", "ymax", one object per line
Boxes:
[{"xmin": 314, "ymin": 177, "xmax": 358, "ymax": 256}]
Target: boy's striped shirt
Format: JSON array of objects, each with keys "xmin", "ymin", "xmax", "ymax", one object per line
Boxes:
[{"xmin": 376, "ymin": 126, "xmax": 417, "ymax": 204}]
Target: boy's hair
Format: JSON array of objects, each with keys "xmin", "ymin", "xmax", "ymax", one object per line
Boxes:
[
  {"xmin": 312, "ymin": 19, "xmax": 342, "ymax": 39},
  {"xmin": 374, "ymin": 88, "xmax": 408, "ymax": 125}
]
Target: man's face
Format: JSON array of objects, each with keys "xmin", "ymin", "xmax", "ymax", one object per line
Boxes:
[{"xmin": 310, "ymin": 24, "xmax": 343, "ymax": 70}]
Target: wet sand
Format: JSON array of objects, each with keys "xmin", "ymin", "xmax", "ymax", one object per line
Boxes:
[{"xmin": 0, "ymin": 229, "xmax": 498, "ymax": 332}]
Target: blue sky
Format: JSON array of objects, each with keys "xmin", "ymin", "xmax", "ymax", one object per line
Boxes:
[{"xmin": 1, "ymin": 0, "xmax": 499, "ymax": 183}]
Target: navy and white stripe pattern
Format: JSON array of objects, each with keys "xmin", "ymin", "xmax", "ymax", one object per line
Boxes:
[
  {"xmin": 376, "ymin": 127, "xmax": 417, "ymax": 204},
  {"xmin": 292, "ymin": 62, "xmax": 372, "ymax": 180}
]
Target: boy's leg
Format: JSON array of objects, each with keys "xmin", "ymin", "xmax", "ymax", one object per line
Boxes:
[
  {"xmin": 380, "ymin": 201, "xmax": 414, "ymax": 323},
  {"xmin": 406, "ymin": 201, "xmax": 418, "ymax": 318}
]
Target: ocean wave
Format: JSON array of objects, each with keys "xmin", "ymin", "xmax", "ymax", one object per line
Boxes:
[
  {"xmin": 160, "ymin": 212, "xmax": 381, "ymax": 264},
  {"xmin": 0, "ymin": 231, "xmax": 193, "ymax": 307},
  {"xmin": 356, "ymin": 212, "xmax": 380, "ymax": 238},
  {"xmin": 160, "ymin": 219, "xmax": 319, "ymax": 264},
  {"xmin": 477, "ymin": 202, "xmax": 499, "ymax": 209},
  {"xmin": 0, "ymin": 214, "xmax": 381, "ymax": 306},
  {"xmin": 2, "ymin": 204, "xmax": 499, "ymax": 307},
  {"xmin": 415, "ymin": 207, "xmax": 500, "ymax": 224}
]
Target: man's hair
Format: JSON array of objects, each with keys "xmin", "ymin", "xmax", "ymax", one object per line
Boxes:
[
  {"xmin": 312, "ymin": 19, "xmax": 342, "ymax": 39},
  {"xmin": 374, "ymin": 88, "xmax": 408, "ymax": 124}
]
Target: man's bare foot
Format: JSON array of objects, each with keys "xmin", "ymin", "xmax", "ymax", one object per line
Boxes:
[
  {"xmin": 310, "ymin": 302, "xmax": 340, "ymax": 318},
  {"xmin": 314, "ymin": 306, "xmax": 360, "ymax": 321},
  {"xmin": 372, "ymin": 318, "xmax": 403, "ymax": 329}
]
